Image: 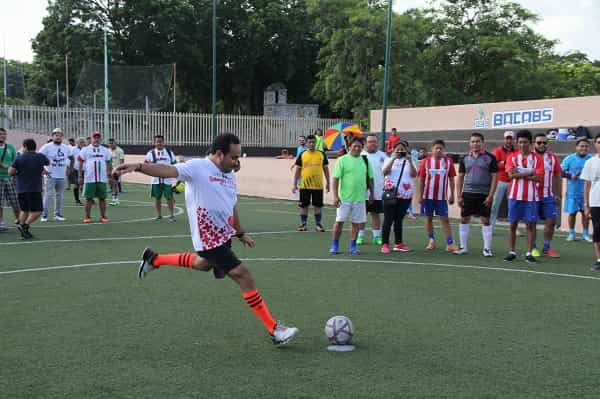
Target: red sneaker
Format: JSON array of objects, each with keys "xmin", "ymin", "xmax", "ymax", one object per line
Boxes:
[
  {"xmin": 393, "ymin": 243, "xmax": 411, "ymax": 252},
  {"xmin": 381, "ymin": 244, "xmax": 391, "ymax": 254},
  {"xmin": 100, "ymin": 217, "xmax": 109, "ymax": 223},
  {"xmin": 544, "ymin": 247, "xmax": 560, "ymax": 258},
  {"xmin": 83, "ymin": 217, "xmax": 92, "ymax": 223}
]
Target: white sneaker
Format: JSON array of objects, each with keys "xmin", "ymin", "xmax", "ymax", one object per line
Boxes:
[
  {"xmin": 271, "ymin": 321, "xmax": 299, "ymax": 346},
  {"xmin": 138, "ymin": 247, "xmax": 157, "ymax": 279},
  {"xmin": 483, "ymin": 248, "xmax": 493, "ymax": 257},
  {"xmin": 453, "ymin": 247, "xmax": 468, "ymax": 255},
  {"xmin": 0, "ymin": 221, "xmax": 6, "ymax": 232},
  {"xmin": 40, "ymin": 216, "xmax": 48, "ymax": 222},
  {"xmin": 54, "ymin": 215, "xmax": 66, "ymax": 221}
]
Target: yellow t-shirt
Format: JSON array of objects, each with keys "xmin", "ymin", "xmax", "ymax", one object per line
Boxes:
[{"xmin": 295, "ymin": 150, "xmax": 328, "ymax": 190}]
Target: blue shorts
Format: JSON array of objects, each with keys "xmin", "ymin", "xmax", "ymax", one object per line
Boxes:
[
  {"xmin": 508, "ymin": 199, "xmax": 538, "ymax": 223},
  {"xmin": 538, "ymin": 197, "xmax": 557, "ymax": 220},
  {"xmin": 421, "ymin": 199, "xmax": 448, "ymax": 217},
  {"xmin": 564, "ymin": 197, "xmax": 584, "ymax": 214}
]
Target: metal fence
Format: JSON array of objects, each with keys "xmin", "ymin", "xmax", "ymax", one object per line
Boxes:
[{"xmin": 4, "ymin": 106, "xmax": 352, "ymax": 147}]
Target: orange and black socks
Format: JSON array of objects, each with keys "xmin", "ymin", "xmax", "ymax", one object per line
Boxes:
[
  {"xmin": 243, "ymin": 289, "xmax": 276, "ymax": 334},
  {"xmin": 152, "ymin": 253, "xmax": 196, "ymax": 268}
]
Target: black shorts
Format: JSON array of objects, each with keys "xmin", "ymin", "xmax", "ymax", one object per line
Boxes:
[
  {"xmin": 461, "ymin": 192, "xmax": 490, "ymax": 218},
  {"xmin": 366, "ymin": 199, "xmax": 384, "ymax": 214},
  {"xmin": 298, "ymin": 189, "xmax": 324, "ymax": 208},
  {"xmin": 68, "ymin": 170, "xmax": 79, "ymax": 185},
  {"xmin": 591, "ymin": 207, "xmax": 600, "ymax": 243},
  {"xmin": 18, "ymin": 192, "xmax": 43, "ymax": 212},
  {"xmin": 197, "ymin": 240, "xmax": 242, "ymax": 279}
]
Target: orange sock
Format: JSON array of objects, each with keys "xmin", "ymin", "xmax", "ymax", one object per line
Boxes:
[
  {"xmin": 152, "ymin": 253, "xmax": 196, "ymax": 268},
  {"xmin": 243, "ymin": 289, "xmax": 276, "ymax": 334}
]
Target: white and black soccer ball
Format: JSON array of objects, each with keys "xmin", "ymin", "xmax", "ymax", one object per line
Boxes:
[{"xmin": 324, "ymin": 315, "xmax": 354, "ymax": 345}]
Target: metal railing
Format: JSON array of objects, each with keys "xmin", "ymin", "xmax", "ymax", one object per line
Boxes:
[{"xmin": 4, "ymin": 105, "xmax": 352, "ymax": 147}]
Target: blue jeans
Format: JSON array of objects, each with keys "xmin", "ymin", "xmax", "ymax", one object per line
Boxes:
[
  {"xmin": 490, "ymin": 181, "xmax": 509, "ymax": 227},
  {"xmin": 43, "ymin": 177, "xmax": 65, "ymax": 217}
]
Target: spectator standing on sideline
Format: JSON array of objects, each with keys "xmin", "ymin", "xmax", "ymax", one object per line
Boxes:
[
  {"xmin": 39, "ymin": 128, "xmax": 70, "ymax": 222},
  {"xmin": 0, "ymin": 128, "xmax": 20, "ymax": 231},
  {"xmin": 314, "ymin": 128, "xmax": 325, "ymax": 152},
  {"xmin": 292, "ymin": 135, "xmax": 330, "ymax": 232},
  {"xmin": 108, "ymin": 138, "xmax": 125, "ymax": 205},
  {"xmin": 66, "ymin": 138, "xmax": 76, "ymax": 190},
  {"xmin": 380, "ymin": 140, "xmax": 416, "ymax": 253},
  {"xmin": 417, "ymin": 139, "xmax": 459, "ymax": 252},
  {"xmin": 385, "ymin": 128, "xmax": 401, "ymax": 155},
  {"xmin": 78, "ymin": 132, "xmax": 112, "ymax": 223},
  {"xmin": 561, "ymin": 138, "xmax": 593, "ymax": 242},
  {"xmin": 504, "ymin": 130, "xmax": 544, "ymax": 263},
  {"xmin": 145, "ymin": 135, "xmax": 177, "ymax": 221},
  {"xmin": 358, "ymin": 134, "xmax": 386, "ymax": 245},
  {"xmin": 531, "ymin": 133, "xmax": 562, "ymax": 258},
  {"xmin": 490, "ymin": 131, "xmax": 516, "ymax": 227},
  {"xmin": 8, "ymin": 139, "xmax": 49, "ymax": 239},
  {"xmin": 68, "ymin": 137, "xmax": 86, "ymax": 206},
  {"xmin": 296, "ymin": 136, "xmax": 307, "ymax": 157},
  {"xmin": 454, "ymin": 133, "xmax": 498, "ymax": 257},
  {"xmin": 582, "ymin": 134, "xmax": 600, "ymax": 270},
  {"xmin": 329, "ymin": 137, "xmax": 374, "ymax": 255}
]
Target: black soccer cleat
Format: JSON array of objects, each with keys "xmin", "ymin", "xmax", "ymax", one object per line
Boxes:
[
  {"xmin": 504, "ymin": 252, "xmax": 517, "ymax": 262},
  {"xmin": 591, "ymin": 261, "xmax": 600, "ymax": 271},
  {"xmin": 525, "ymin": 254, "xmax": 537, "ymax": 264},
  {"xmin": 138, "ymin": 247, "xmax": 158, "ymax": 279}
]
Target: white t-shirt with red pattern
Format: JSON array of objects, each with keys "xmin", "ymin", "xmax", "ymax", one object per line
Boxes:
[
  {"xmin": 175, "ymin": 159, "xmax": 237, "ymax": 251},
  {"xmin": 538, "ymin": 151, "xmax": 561, "ymax": 199}
]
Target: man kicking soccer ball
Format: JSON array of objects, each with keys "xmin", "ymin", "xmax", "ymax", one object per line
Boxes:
[{"xmin": 113, "ymin": 133, "xmax": 299, "ymax": 346}]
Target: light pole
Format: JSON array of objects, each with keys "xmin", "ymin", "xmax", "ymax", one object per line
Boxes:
[
  {"xmin": 211, "ymin": 0, "xmax": 217, "ymax": 141},
  {"xmin": 103, "ymin": 29, "xmax": 109, "ymax": 137},
  {"xmin": 380, "ymin": 0, "xmax": 393, "ymax": 151}
]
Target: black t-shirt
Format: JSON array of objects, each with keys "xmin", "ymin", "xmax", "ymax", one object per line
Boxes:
[{"xmin": 12, "ymin": 152, "xmax": 49, "ymax": 193}]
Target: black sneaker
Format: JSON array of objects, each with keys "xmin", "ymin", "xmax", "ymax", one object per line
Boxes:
[
  {"xmin": 591, "ymin": 261, "xmax": 600, "ymax": 271},
  {"xmin": 504, "ymin": 252, "xmax": 517, "ymax": 262},
  {"xmin": 297, "ymin": 224, "xmax": 307, "ymax": 232},
  {"xmin": 315, "ymin": 224, "xmax": 325, "ymax": 232},
  {"xmin": 22, "ymin": 224, "xmax": 33, "ymax": 239},
  {"xmin": 525, "ymin": 254, "xmax": 537, "ymax": 264},
  {"xmin": 15, "ymin": 223, "xmax": 28, "ymax": 240}
]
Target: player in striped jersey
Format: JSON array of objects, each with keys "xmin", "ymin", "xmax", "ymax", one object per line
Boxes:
[
  {"xmin": 504, "ymin": 130, "xmax": 544, "ymax": 263},
  {"xmin": 531, "ymin": 133, "xmax": 562, "ymax": 258},
  {"xmin": 77, "ymin": 132, "xmax": 113, "ymax": 223},
  {"xmin": 417, "ymin": 139, "xmax": 459, "ymax": 251}
]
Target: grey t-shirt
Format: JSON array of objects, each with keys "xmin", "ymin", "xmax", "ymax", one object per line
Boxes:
[{"xmin": 459, "ymin": 151, "xmax": 498, "ymax": 195}]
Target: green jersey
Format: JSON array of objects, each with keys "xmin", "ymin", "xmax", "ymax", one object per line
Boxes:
[
  {"xmin": 315, "ymin": 135, "xmax": 324, "ymax": 152},
  {"xmin": 333, "ymin": 154, "xmax": 374, "ymax": 202},
  {"xmin": 110, "ymin": 146, "xmax": 125, "ymax": 167},
  {"xmin": 0, "ymin": 143, "xmax": 17, "ymax": 180}
]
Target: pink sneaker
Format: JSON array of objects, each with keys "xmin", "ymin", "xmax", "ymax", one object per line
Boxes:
[
  {"xmin": 407, "ymin": 213, "xmax": 416, "ymax": 220},
  {"xmin": 544, "ymin": 247, "xmax": 560, "ymax": 258},
  {"xmin": 381, "ymin": 244, "xmax": 391, "ymax": 254},
  {"xmin": 393, "ymin": 243, "xmax": 411, "ymax": 252}
]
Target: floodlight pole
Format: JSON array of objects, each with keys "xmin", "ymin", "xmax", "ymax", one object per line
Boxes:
[
  {"xmin": 3, "ymin": 38, "xmax": 7, "ymax": 129},
  {"xmin": 173, "ymin": 63, "xmax": 176, "ymax": 113},
  {"xmin": 103, "ymin": 29, "xmax": 109, "ymax": 137},
  {"xmin": 211, "ymin": 0, "xmax": 217, "ymax": 140},
  {"xmin": 56, "ymin": 80, "xmax": 60, "ymax": 107},
  {"xmin": 380, "ymin": 0, "xmax": 393, "ymax": 151},
  {"xmin": 65, "ymin": 54, "xmax": 69, "ymax": 109}
]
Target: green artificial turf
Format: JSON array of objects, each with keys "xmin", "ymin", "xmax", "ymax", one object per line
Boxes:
[{"xmin": 1, "ymin": 184, "xmax": 600, "ymax": 398}]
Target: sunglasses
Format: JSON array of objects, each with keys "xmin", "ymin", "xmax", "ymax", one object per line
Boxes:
[{"xmin": 535, "ymin": 141, "xmax": 548, "ymax": 145}]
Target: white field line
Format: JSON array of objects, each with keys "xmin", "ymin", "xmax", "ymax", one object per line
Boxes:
[
  {"xmin": 0, "ymin": 229, "xmax": 301, "ymax": 246},
  {"xmin": 1, "ymin": 256, "xmax": 599, "ymax": 282}
]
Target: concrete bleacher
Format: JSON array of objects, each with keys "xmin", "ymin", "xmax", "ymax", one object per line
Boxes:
[{"xmin": 396, "ymin": 127, "xmax": 600, "ymax": 159}]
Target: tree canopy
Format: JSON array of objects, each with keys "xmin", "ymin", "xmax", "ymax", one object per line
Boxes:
[{"xmin": 2, "ymin": 0, "xmax": 599, "ymax": 121}]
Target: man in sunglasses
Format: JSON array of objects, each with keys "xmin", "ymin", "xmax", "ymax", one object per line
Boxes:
[{"xmin": 532, "ymin": 133, "xmax": 562, "ymax": 258}]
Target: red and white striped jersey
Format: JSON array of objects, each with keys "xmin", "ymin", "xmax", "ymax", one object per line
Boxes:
[
  {"xmin": 506, "ymin": 152, "xmax": 544, "ymax": 201},
  {"xmin": 538, "ymin": 151, "xmax": 561, "ymax": 199},
  {"xmin": 418, "ymin": 156, "xmax": 456, "ymax": 200}
]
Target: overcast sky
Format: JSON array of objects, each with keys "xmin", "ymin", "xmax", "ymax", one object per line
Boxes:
[{"xmin": 2, "ymin": 0, "xmax": 599, "ymax": 62}]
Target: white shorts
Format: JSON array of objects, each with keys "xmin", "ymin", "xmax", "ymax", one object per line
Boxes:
[{"xmin": 336, "ymin": 201, "xmax": 367, "ymax": 224}]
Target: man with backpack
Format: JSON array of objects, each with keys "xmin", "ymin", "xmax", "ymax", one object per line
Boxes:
[{"xmin": 145, "ymin": 135, "xmax": 177, "ymax": 222}]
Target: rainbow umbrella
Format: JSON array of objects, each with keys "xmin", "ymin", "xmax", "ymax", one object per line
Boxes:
[{"xmin": 324, "ymin": 122, "xmax": 362, "ymax": 151}]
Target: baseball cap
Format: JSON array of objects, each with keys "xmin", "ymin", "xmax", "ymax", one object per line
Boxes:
[
  {"xmin": 91, "ymin": 131, "xmax": 102, "ymax": 137},
  {"xmin": 52, "ymin": 128, "xmax": 63, "ymax": 134},
  {"xmin": 503, "ymin": 130, "xmax": 515, "ymax": 138}
]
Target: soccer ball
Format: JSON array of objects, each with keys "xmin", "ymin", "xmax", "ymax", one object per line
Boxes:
[
  {"xmin": 172, "ymin": 181, "xmax": 185, "ymax": 194},
  {"xmin": 324, "ymin": 315, "xmax": 354, "ymax": 345}
]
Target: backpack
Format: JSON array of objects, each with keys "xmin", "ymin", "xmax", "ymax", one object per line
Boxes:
[
  {"xmin": 362, "ymin": 155, "xmax": 370, "ymax": 187},
  {"xmin": 150, "ymin": 148, "xmax": 175, "ymax": 164}
]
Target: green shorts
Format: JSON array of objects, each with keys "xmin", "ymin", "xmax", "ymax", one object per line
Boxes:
[
  {"xmin": 83, "ymin": 182, "xmax": 107, "ymax": 199},
  {"xmin": 151, "ymin": 183, "xmax": 174, "ymax": 200}
]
